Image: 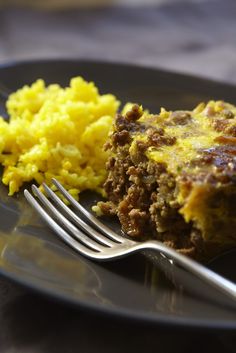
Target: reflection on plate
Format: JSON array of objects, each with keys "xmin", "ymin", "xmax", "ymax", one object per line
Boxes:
[{"xmin": 0, "ymin": 59, "xmax": 236, "ymax": 329}]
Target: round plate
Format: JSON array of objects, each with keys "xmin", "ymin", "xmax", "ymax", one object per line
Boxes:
[{"xmin": 0, "ymin": 59, "xmax": 236, "ymax": 330}]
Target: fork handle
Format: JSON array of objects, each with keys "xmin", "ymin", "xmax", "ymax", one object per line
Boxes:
[{"xmin": 134, "ymin": 240, "xmax": 236, "ymax": 305}]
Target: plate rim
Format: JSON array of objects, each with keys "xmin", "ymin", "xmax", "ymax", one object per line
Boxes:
[
  {"xmin": 1, "ymin": 264, "xmax": 236, "ymax": 331},
  {"xmin": 1, "ymin": 57, "xmax": 236, "ymax": 91}
]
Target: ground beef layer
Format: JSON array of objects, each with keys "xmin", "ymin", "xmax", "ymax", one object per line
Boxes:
[{"xmin": 95, "ymin": 101, "xmax": 236, "ymax": 260}]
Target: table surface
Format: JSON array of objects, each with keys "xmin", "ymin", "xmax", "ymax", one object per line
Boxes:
[
  {"xmin": 0, "ymin": 1, "xmax": 236, "ymax": 352},
  {"xmin": 1, "ymin": 0, "xmax": 236, "ymax": 84}
]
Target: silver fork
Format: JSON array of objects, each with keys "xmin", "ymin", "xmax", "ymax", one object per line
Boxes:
[{"xmin": 24, "ymin": 178, "xmax": 236, "ymax": 306}]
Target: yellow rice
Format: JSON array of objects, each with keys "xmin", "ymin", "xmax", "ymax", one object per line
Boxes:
[{"xmin": 0, "ymin": 77, "xmax": 120, "ymax": 199}]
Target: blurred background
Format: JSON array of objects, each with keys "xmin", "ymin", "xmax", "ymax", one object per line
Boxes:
[{"xmin": 0, "ymin": 0, "xmax": 236, "ymax": 83}]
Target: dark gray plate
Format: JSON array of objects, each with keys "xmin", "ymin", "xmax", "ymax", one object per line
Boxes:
[{"xmin": 0, "ymin": 59, "xmax": 236, "ymax": 330}]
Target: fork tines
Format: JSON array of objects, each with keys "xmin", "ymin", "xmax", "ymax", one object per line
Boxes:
[{"xmin": 24, "ymin": 179, "xmax": 127, "ymax": 259}]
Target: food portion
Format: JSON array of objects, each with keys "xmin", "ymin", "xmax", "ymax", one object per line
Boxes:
[
  {"xmin": 0, "ymin": 77, "xmax": 119, "ymax": 199},
  {"xmin": 1, "ymin": 75, "xmax": 236, "ymax": 261},
  {"xmin": 95, "ymin": 101, "xmax": 236, "ymax": 260}
]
